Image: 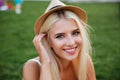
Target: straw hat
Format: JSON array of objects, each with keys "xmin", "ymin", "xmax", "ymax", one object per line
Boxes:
[{"xmin": 34, "ymin": 0, "xmax": 87, "ymax": 34}]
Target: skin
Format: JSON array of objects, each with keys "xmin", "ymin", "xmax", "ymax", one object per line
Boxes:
[
  {"xmin": 23, "ymin": 17, "xmax": 96, "ymax": 80},
  {"xmin": 47, "ymin": 18, "xmax": 81, "ymax": 80},
  {"xmin": 47, "ymin": 18, "xmax": 82, "ymax": 62}
]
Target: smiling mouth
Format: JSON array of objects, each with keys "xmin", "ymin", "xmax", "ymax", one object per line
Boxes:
[{"xmin": 63, "ymin": 47, "xmax": 77, "ymax": 55}]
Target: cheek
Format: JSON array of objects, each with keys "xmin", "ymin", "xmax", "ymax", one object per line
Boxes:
[
  {"xmin": 49, "ymin": 39, "xmax": 65, "ymax": 55},
  {"xmin": 49, "ymin": 39, "xmax": 64, "ymax": 50},
  {"xmin": 76, "ymin": 36, "xmax": 82, "ymax": 44}
]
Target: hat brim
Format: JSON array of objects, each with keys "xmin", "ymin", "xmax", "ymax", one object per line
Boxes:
[{"xmin": 34, "ymin": 5, "xmax": 87, "ymax": 34}]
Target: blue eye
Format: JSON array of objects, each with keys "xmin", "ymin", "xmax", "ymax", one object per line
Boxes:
[
  {"xmin": 55, "ymin": 34, "xmax": 64, "ymax": 39},
  {"xmin": 72, "ymin": 31, "xmax": 80, "ymax": 36}
]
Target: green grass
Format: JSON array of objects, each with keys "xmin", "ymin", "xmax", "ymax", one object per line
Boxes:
[{"xmin": 0, "ymin": 1, "xmax": 120, "ymax": 80}]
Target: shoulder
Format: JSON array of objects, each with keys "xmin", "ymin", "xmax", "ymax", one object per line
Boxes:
[
  {"xmin": 86, "ymin": 54, "xmax": 96, "ymax": 80},
  {"xmin": 23, "ymin": 58, "xmax": 41, "ymax": 80}
]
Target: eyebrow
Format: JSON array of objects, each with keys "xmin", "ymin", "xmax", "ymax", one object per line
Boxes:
[
  {"xmin": 55, "ymin": 28, "xmax": 80, "ymax": 36},
  {"xmin": 55, "ymin": 33, "xmax": 64, "ymax": 38},
  {"xmin": 73, "ymin": 28, "xmax": 79, "ymax": 31}
]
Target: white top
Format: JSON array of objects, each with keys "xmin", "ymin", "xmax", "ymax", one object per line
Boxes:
[{"xmin": 28, "ymin": 58, "xmax": 41, "ymax": 66}]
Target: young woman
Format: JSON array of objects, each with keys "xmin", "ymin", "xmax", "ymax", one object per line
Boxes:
[{"xmin": 23, "ymin": 0, "xmax": 96, "ymax": 80}]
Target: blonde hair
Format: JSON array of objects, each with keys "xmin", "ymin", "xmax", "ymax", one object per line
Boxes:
[{"xmin": 39, "ymin": 10, "xmax": 92, "ymax": 80}]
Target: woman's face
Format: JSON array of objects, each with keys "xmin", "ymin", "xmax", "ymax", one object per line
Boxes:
[{"xmin": 48, "ymin": 18, "xmax": 82, "ymax": 61}]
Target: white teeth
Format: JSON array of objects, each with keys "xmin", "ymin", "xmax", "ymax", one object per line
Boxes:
[{"xmin": 64, "ymin": 48, "xmax": 75, "ymax": 53}]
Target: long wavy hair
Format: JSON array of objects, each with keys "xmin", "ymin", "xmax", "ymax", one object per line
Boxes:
[{"xmin": 38, "ymin": 10, "xmax": 92, "ymax": 80}]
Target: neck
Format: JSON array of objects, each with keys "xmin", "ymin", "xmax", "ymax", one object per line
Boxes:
[
  {"xmin": 58, "ymin": 58, "xmax": 73, "ymax": 71},
  {"xmin": 62, "ymin": 60, "xmax": 72, "ymax": 70}
]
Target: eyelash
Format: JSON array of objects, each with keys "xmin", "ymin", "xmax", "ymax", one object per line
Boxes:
[
  {"xmin": 55, "ymin": 31, "xmax": 80, "ymax": 39},
  {"xmin": 55, "ymin": 34, "xmax": 64, "ymax": 39},
  {"xmin": 72, "ymin": 31, "xmax": 80, "ymax": 36}
]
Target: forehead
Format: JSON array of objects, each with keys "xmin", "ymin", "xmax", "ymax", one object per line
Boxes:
[{"xmin": 48, "ymin": 18, "xmax": 78, "ymax": 34}]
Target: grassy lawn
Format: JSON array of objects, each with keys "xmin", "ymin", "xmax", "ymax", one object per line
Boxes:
[{"xmin": 0, "ymin": 1, "xmax": 119, "ymax": 80}]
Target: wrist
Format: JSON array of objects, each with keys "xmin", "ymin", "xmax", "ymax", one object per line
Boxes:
[{"xmin": 41, "ymin": 61, "xmax": 51, "ymax": 68}]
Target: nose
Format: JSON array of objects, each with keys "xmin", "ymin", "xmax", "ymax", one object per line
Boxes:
[{"xmin": 66, "ymin": 36, "xmax": 75, "ymax": 47}]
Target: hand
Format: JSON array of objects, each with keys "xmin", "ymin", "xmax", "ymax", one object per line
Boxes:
[{"xmin": 33, "ymin": 34, "xmax": 50, "ymax": 64}]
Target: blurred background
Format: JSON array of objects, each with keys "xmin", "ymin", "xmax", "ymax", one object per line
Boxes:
[{"xmin": 0, "ymin": 0, "xmax": 120, "ymax": 80}]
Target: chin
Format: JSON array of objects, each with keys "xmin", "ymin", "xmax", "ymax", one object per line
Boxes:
[{"xmin": 64, "ymin": 54, "xmax": 78, "ymax": 61}]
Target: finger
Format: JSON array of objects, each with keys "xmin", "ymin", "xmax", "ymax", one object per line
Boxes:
[
  {"xmin": 33, "ymin": 35, "xmax": 39, "ymax": 44},
  {"xmin": 33, "ymin": 34, "xmax": 46, "ymax": 45},
  {"xmin": 37, "ymin": 34, "xmax": 46, "ymax": 44},
  {"xmin": 33, "ymin": 34, "xmax": 47, "ymax": 52},
  {"xmin": 38, "ymin": 34, "xmax": 46, "ymax": 40},
  {"xmin": 33, "ymin": 34, "xmax": 50, "ymax": 63}
]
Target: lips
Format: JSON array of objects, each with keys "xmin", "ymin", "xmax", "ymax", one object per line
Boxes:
[{"xmin": 63, "ymin": 47, "xmax": 77, "ymax": 55}]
